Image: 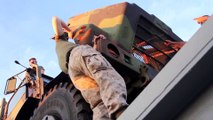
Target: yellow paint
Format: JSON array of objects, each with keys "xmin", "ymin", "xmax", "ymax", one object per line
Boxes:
[
  {"xmin": 69, "ymin": 13, "xmax": 124, "ymax": 29},
  {"xmin": 69, "ymin": 10, "xmax": 96, "ymax": 27},
  {"xmin": 98, "ymin": 15, "xmax": 124, "ymax": 28},
  {"xmin": 7, "ymin": 94, "xmax": 26, "ymax": 120}
]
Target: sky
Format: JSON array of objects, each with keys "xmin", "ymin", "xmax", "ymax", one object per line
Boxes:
[{"xmin": 0, "ymin": 0, "xmax": 212, "ymax": 101}]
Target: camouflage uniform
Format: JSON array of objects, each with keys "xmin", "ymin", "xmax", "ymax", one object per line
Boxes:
[
  {"xmin": 55, "ymin": 35, "xmax": 128, "ymax": 119},
  {"xmin": 68, "ymin": 45, "xmax": 128, "ymax": 120}
]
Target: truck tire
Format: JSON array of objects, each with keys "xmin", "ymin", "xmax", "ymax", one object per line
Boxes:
[{"xmin": 30, "ymin": 82, "xmax": 92, "ymax": 120}]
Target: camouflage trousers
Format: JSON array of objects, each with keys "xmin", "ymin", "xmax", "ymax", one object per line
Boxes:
[{"xmin": 68, "ymin": 45, "xmax": 128, "ymax": 120}]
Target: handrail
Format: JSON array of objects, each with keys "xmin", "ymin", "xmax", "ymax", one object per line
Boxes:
[{"xmin": 3, "ymin": 78, "xmax": 26, "ymax": 120}]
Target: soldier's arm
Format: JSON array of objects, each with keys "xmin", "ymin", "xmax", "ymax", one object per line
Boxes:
[{"xmin": 52, "ymin": 16, "xmax": 73, "ymax": 40}]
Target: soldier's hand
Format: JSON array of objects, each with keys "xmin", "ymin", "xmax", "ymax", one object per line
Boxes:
[
  {"xmin": 93, "ymin": 34, "xmax": 106, "ymax": 44},
  {"xmin": 93, "ymin": 34, "xmax": 106, "ymax": 49},
  {"xmin": 30, "ymin": 63, "xmax": 38, "ymax": 69}
]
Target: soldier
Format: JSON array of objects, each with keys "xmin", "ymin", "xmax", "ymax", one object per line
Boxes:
[
  {"xmin": 26, "ymin": 57, "xmax": 45, "ymax": 99},
  {"xmin": 28, "ymin": 57, "xmax": 45, "ymax": 74},
  {"xmin": 51, "ymin": 16, "xmax": 128, "ymax": 120}
]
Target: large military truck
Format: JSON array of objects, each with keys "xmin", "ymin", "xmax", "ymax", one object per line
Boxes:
[{"xmin": 1, "ymin": 2, "xmax": 202, "ymax": 120}]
